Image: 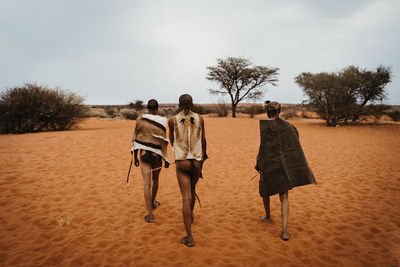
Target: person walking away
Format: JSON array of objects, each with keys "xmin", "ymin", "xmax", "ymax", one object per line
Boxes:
[
  {"xmin": 132, "ymin": 99, "xmax": 169, "ymax": 223},
  {"xmin": 168, "ymin": 94, "xmax": 207, "ymax": 247},
  {"xmin": 255, "ymin": 101, "xmax": 317, "ymax": 241}
]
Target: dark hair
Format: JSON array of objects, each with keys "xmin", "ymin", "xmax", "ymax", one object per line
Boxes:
[
  {"xmin": 265, "ymin": 100, "xmax": 281, "ymax": 117},
  {"xmin": 178, "ymin": 94, "xmax": 193, "ymax": 114},
  {"xmin": 147, "ymin": 99, "xmax": 158, "ymax": 110}
]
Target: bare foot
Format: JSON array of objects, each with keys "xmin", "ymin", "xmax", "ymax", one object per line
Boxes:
[
  {"xmin": 144, "ymin": 214, "xmax": 155, "ymax": 223},
  {"xmin": 181, "ymin": 236, "xmax": 194, "ymax": 247},
  {"xmin": 260, "ymin": 215, "xmax": 272, "ymax": 223},
  {"xmin": 281, "ymin": 232, "xmax": 290, "ymax": 241}
]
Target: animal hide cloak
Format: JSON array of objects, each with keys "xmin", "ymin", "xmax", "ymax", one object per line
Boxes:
[
  {"xmin": 132, "ymin": 114, "xmax": 169, "ymax": 163},
  {"xmin": 257, "ymin": 118, "xmax": 316, "ymax": 197},
  {"xmin": 173, "ymin": 111, "xmax": 203, "ymax": 161}
]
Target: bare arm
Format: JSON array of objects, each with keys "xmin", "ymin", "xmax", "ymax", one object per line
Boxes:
[
  {"xmin": 131, "ymin": 116, "xmax": 141, "ymax": 143},
  {"xmin": 134, "ymin": 149, "xmax": 139, "ymax": 166},
  {"xmin": 200, "ymin": 115, "xmax": 208, "ymax": 161},
  {"xmin": 200, "ymin": 116, "xmax": 205, "ymax": 148},
  {"xmin": 132, "ymin": 117, "xmax": 141, "ymax": 166},
  {"xmin": 168, "ymin": 117, "xmax": 174, "ymax": 147}
]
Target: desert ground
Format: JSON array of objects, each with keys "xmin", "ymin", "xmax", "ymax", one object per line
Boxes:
[{"xmin": 0, "ymin": 116, "xmax": 399, "ymax": 266}]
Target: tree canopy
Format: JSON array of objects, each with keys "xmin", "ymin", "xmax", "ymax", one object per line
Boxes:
[
  {"xmin": 206, "ymin": 57, "xmax": 279, "ymax": 117},
  {"xmin": 295, "ymin": 65, "xmax": 391, "ymax": 126}
]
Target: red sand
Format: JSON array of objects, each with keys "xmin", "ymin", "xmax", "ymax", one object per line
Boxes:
[{"xmin": 0, "ymin": 117, "xmax": 399, "ymax": 266}]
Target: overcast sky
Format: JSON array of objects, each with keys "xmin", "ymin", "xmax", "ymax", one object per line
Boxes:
[{"xmin": 1, "ymin": 0, "xmax": 399, "ymax": 104}]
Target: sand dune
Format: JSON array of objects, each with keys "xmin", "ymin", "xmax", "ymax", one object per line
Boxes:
[{"xmin": 0, "ymin": 117, "xmax": 399, "ymax": 266}]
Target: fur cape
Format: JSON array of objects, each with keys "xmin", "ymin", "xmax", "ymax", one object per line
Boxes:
[{"xmin": 132, "ymin": 114, "xmax": 169, "ymax": 163}]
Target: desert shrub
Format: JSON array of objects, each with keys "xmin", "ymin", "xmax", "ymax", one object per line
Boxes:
[
  {"xmin": 192, "ymin": 104, "xmax": 205, "ymax": 114},
  {"xmin": 85, "ymin": 109, "xmax": 108, "ymax": 118},
  {"xmin": 242, "ymin": 105, "xmax": 265, "ymax": 118},
  {"xmin": 301, "ymin": 111, "xmax": 312, "ymax": 119},
  {"xmin": 104, "ymin": 106, "xmax": 116, "ymax": 117},
  {"xmin": 163, "ymin": 108, "xmax": 176, "ymax": 116},
  {"xmin": 215, "ymin": 102, "xmax": 229, "ymax": 117},
  {"xmin": 121, "ymin": 108, "xmax": 139, "ymax": 120},
  {"xmin": 385, "ymin": 110, "xmax": 400, "ymax": 121},
  {"xmin": 282, "ymin": 109, "xmax": 297, "ymax": 119},
  {"xmin": 128, "ymin": 100, "xmax": 144, "ymax": 111},
  {"xmin": 157, "ymin": 109, "xmax": 167, "ymax": 117},
  {"xmin": 0, "ymin": 83, "xmax": 87, "ymax": 134},
  {"xmin": 361, "ymin": 104, "xmax": 388, "ymax": 122},
  {"xmin": 192, "ymin": 104, "xmax": 215, "ymax": 114}
]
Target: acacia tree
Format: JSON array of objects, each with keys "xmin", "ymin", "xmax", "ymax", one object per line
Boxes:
[
  {"xmin": 296, "ymin": 72, "xmax": 341, "ymax": 125},
  {"xmin": 295, "ymin": 65, "xmax": 392, "ymax": 126},
  {"xmin": 352, "ymin": 65, "xmax": 391, "ymax": 121},
  {"xmin": 206, "ymin": 57, "xmax": 279, "ymax": 117}
]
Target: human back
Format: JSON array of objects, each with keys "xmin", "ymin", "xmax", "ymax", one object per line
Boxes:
[{"xmin": 168, "ymin": 93, "xmax": 206, "ymax": 247}]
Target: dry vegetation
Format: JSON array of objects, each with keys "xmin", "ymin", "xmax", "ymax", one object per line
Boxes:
[
  {"xmin": 84, "ymin": 103, "xmax": 399, "ymax": 124},
  {"xmin": 0, "ymin": 84, "xmax": 87, "ymax": 134}
]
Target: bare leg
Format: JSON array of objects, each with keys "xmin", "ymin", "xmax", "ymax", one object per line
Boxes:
[
  {"xmin": 279, "ymin": 191, "xmax": 290, "ymax": 240},
  {"xmin": 139, "ymin": 151, "xmax": 154, "ymax": 222},
  {"xmin": 260, "ymin": 196, "xmax": 271, "ymax": 223},
  {"xmin": 190, "ymin": 162, "xmax": 200, "ymax": 222},
  {"xmin": 176, "ymin": 160, "xmax": 201, "ymax": 247},
  {"xmin": 151, "ymin": 157, "xmax": 162, "ymax": 209}
]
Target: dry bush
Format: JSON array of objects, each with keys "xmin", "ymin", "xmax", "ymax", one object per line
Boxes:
[
  {"xmin": 121, "ymin": 108, "xmax": 139, "ymax": 120},
  {"xmin": 128, "ymin": 100, "xmax": 144, "ymax": 111},
  {"xmin": 361, "ymin": 104, "xmax": 388, "ymax": 122},
  {"xmin": 104, "ymin": 106, "xmax": 116, "ymax": 118},
  {"xmin": 162, "ymin": 108, "xmax": 177, "ymax": 116},
  {"xmin": 282, "ymin": 109, "xmax": 297, "ymax": 119},
  {"xmin": 242, "ymin": 105, "xmax": 265, "ymax": 118},
  {"xmin": 384, "ymin": 109, "xmax": 400, "ymax": 121},
  {"xmin": 157, "ymin": 109, "xmax": 168, "ymax": 117},
  {"xmin": 301, "ymin": 111, "xmax": 313, "ymax": 119},
  {"xmin": 85, "ymin": 109, "xmax": 108, "ymax": 118},
  {"xmin": 0, "ymin": 83, "xmax": 87, "ymax": 134},
  {"xmin": 215, "ymin": 102, "xmax": 229, "ymax": 117},
  {"xmin": 192, "ymin": 104, "xmax": 214, "ymax": 115}
]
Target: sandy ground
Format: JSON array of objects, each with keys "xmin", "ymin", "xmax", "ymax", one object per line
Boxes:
[{"xmin": 0, "ymin": 116, "xmax": 399, "ymax": 266}]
